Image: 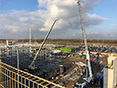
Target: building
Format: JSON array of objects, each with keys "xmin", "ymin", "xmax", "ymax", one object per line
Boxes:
[{"xmin": 103, "ymin": 56, "xmax": 117, "ymax": 88}]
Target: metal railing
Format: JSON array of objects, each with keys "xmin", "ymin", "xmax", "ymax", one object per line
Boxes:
[{"xmin": 0, "ymin": 61, "xmax": 65, "ymax": 88}]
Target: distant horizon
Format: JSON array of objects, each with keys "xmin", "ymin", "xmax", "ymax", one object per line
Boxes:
[{"xmin": 0, "ymin": 38, "xmax": 117, "ymax": 40}]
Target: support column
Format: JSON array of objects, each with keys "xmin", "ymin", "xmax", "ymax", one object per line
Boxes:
[{"xmin": 29, "ymin": 27, "xmax": 32, "ymax": 57}]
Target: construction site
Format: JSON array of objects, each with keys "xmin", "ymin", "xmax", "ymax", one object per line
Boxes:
[{"xmin": 0, "ymin": 0, "xmax": 117, "ymax": 88}]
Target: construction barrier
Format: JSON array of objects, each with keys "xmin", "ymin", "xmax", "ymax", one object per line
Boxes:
[{"xmin": 0, "ymin": 61, "xmax": 65, "ymax": 88}]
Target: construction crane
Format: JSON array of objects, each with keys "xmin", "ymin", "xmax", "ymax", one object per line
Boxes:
[
  {"xmin": 28, "ymin": 19, "xmax": 57, "ymax": 70},
  {"xmin": 75, "ymin": 0, "xmax": 93, "ymax": 87}
]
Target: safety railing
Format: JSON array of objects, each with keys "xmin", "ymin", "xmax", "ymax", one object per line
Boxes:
[{"xmin": 0, "ymin": 61, "xmax": 65, "ymax": 88}]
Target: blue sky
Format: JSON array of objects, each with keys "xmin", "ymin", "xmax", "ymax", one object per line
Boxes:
[
  {"xmin": 85, "ymin": 0, "xmax": 117, "ymax": 36},
  {"xmin": 0, "ymin": 0, "xmax": 38, "ymax": 12},
  {"xmin": 92, "ymin": 0, "xmax": 116, "ymax": 30},
  {"xmin": 0, "ymin": 0, "xmax": 116, "ymax": 39}
]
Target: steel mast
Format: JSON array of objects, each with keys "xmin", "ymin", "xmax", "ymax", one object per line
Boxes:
[
  {"xmin": 77, "ymin": 0, "xmax": 92, "ymax": 82},
  {"xmin": 29, "ymin": 19, "xmax": 57, "ymax": 69}
]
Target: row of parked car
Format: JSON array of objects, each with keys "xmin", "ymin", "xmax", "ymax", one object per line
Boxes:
[{"xmin": 75, "ymin": 45, "xmax": 117, "ymax": 53}]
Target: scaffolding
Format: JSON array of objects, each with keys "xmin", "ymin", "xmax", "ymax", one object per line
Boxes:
[
  {"xmin": 0, "ymin": 60, "xmax": 65, "ymax": 88},
  {"xmin": 6, "ymin": 39, "xmax": 18, "ymax": 57}
]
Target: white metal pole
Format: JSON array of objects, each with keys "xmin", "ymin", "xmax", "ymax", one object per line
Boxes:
[
  {"xmin": 29, "ymin": 27, "xmax": 32, "ymax": 57},
  {"xmin": 6, "ymin": 40, "xmax": 9, "ymax": 57},
  {"xmin": 17, "ymin": 48, "xmax": 19, "ymax": 88},
  {"xmin": 17, "ymin": 48, "xmax": 19, "ymax": 70}
]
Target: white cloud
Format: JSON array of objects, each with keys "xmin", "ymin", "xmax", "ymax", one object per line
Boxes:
[
  {"xmin": 37, "ymin": 0, "xmax": 108, "ymax": 31},
  {"xmin": 0, "ymin": 10, "xmax": 46, "ymax": 33},
  {"xmin": 87, "ymin": 32, "xmax": 99, "ymax": 35},
  {"xmin": 72, "ymin": 33, "xmax": 79, "ymax": 36},
  {"xmin": 86, "ymin": 32, "xmax": 117, "ymax": 39},
  {"xmin": 5, "ymin": 25, "xmax": 19, "ymax": 33},
  {"xmin": 0, "ymin": 0, "xmax": 110, "ymax": 39},
  {"xmin": 111, "ymin": 24, "xmax": 116, "ymax": 26}
]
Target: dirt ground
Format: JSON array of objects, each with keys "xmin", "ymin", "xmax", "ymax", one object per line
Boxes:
[{"xmin": 58, "ymin": 55, "xmax": 108, "ymax": 88}]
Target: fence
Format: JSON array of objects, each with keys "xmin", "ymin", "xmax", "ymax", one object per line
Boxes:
[{"xmin": 0, "ymin": 61, "xmax": 65, "ymax": 88}]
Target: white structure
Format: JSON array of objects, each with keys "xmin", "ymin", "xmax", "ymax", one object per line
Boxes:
[
  {"xmin": 103, "ymin": 56, "xmax": 117, "ymax": 88},
  {"xmin": 53, "ymin": 50, "xmax": 61, "ymax": 54},
  {"xmin": 6, "ymin": 39, "xmax": 18, "ymax": 57},
  {"xmin": 6, "ymin": 39, "xmax": 18, "ymax": 46},
  {"xmin": 29, "ymin": 27, "xmax": 32, "ymax": 56}
]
